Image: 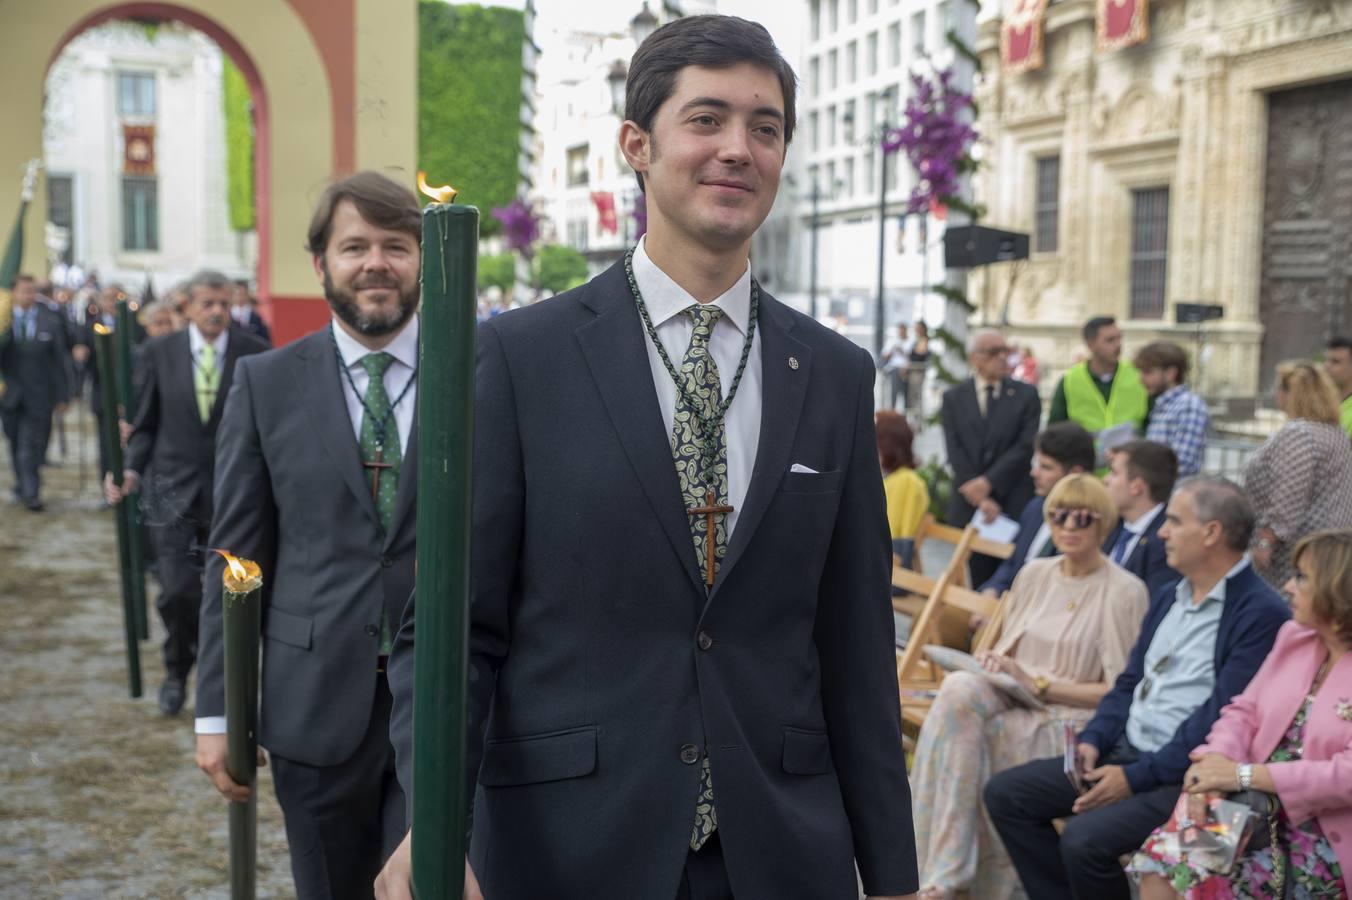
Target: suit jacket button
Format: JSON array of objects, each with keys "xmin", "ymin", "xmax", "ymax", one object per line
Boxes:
[
  {"xmin": 380, "ymin": 555, "xmax": 394, "ymax": 568},
  {"xmin": 697, "ymin": 631, "xmax": 713, "ymax": 651},
  {"xmin": 365, "ymin": 624, "xmax": 379, "ymax": 637},
  {"xmin": 680, "ymin": 744, "xmax": 700, "ymax": 765}
]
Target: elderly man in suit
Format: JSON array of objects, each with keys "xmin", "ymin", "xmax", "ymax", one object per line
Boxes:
[
  {"xmin": 105, "ymin": 270, "xmax": 268, "ymax": 715},
  {"xmin": 941, "ymin": 327, "xmax": 1042, "ymax": 586},
  {"xmin": 195, "ymin": 172, "xmax": 421, "ymax": 898},
  {"xmin": 378, "ymin": 15, "xmax": 917, "ymax": 900},
  {"xmin": 1, "ymin": 273, "xmax": 72, "ymax": 511}
]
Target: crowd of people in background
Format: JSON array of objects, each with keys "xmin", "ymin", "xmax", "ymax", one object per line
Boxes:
[{"xmin": 876, "ymin": 311, "xmax": 1352, "ymax": 899}]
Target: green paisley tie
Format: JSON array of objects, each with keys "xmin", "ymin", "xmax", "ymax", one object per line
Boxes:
[
  {"xmin": 670, "ymin": 303, "xmax": 727, "ymax": 851},
  {"xmin": 358, "ymin": 352, "xmax": 400, "ymax": 655}
]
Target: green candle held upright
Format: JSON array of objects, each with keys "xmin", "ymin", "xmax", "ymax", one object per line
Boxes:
[
  {"xmin": 114, "ymin": 297, "xmax": 149, "ymax": 642},
  {"xmin": 412, "ymin": 172, "xmax": 478, "ymax": 899},
  {"xmin": 220, "ymin": 550, "xmax": 262, "ymax": 900}
]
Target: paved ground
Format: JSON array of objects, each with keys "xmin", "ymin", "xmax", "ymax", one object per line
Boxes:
[{"xmin": 0, "ymin": 410, "xmax": 292, "ymax": 898}]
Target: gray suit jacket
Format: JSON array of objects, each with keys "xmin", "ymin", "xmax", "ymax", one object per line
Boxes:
[
  {"xmin": 199, "ymin": 325, "xmax": 417, "ymax": 765},
  {"xmin": 388, "ymin": 263, "xmax": 917, "ymax": 899}
]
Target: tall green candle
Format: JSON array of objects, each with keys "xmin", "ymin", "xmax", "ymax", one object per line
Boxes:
[
  {"xmin": 220, "ymin": 551, "xmax": 262, "ymax": 900},
  {"xmin": 93, "ymin": 324, "xmax": 142, "ymax": 699},
  {"xmin": 115, "ymin": 298, "xmax": 149, "ymax": 642},
  {"xmin": 412, "ymin": 174, "xmax": 478, "ymax": 899}
]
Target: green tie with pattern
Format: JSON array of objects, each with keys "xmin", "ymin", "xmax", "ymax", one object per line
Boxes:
[
  {"xmin": 358, "ymin": 352, "xmax": 400, "ymax": 655},
  {"xmin": 195, "ymin": 343, "xmax": 219, "ymax": 423},
  {"xmin": 670, "ymin": 303, "xmax": 728, "ymax": 851}
]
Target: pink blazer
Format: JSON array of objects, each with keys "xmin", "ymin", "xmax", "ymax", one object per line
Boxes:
[{"xmin": 1195, "ymin": 620, "xmax": 1352, "ymax": 879}]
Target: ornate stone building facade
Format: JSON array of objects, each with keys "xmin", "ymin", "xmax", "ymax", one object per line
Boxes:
[{"xmin": 974, "ymin": 0, "xmax": 1352, "ymax": 400}]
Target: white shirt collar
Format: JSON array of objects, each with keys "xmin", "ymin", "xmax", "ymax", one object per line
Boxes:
[
  {"xmin": 631, "ymin": 235, "xmax": 751, "ymax": 335},
  {"xmin": 188, "ymin": 323, "xmax": 228, "ymax": 359},
  {"xmin": 330, "ymin": 314, "xmax": 420, "ymax": 372},
  {"xmin": 1125, "ymin": 502, "xmax": 1166, "ymax": 536}
]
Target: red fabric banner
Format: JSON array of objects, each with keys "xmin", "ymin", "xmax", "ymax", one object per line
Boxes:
[
  {"xmin": 1001, "ymin": 0, "xmax": 1048, "ymax": 75},
  {"xmin": 591, "ymin": 191, "xmax": 618, "ymax": 235},
  {"xmin": 1097, "ymin": 0, "xmax": 1149, "ymax": 52},
  {"xmin": 123, "ymin": 124, "xmax": 156, "ymax": 176}
]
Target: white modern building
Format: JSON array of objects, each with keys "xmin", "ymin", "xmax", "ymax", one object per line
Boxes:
[
  {"xmin": 43, "ymin": 21, "xmax": 252, "ymax": 293},
  {"xmin": 794, "ymin": 0, "xmax": 967, "ymax": 348}
]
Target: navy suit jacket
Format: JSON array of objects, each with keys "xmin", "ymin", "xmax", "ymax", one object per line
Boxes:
[
  {"xmin": 1106, "ymin": 506, "xmax": 1180, "ymax": 598},
  {"xmin": 1078, "ymin": 563, "xmax": 1289, "ymax": 793},
  {"xmin": 388, "ymin": 262, "xmax": 918, "ymax": 899}
]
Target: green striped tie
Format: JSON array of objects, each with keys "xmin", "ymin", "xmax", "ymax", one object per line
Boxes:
[{"xmin": 358, "ymin": 352, "xmax": 400, "ymax": 655}]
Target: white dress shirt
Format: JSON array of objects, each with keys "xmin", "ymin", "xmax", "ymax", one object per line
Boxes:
[
  {"xmin": 330, "ymin": 314, "xmax": 419, "ymax": 454},
  {"xmin": 196, "ymin": 314, "xmax": 419, "ymax": 736},
  {"xmin": 188, "ymin": 322, "xmax": 229, "ymax": 373},
  {"xmin": 633, "ymin": 237, "xmax": 762, "ymax": 537}
]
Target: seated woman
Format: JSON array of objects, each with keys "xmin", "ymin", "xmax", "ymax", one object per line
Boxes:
[
  {"xmin": 877, "ymin": 409, "xmax": 929, "ymax": 569},
  {"xmin": 1132, "ymin": 529, "xmax": 1352, "ymax": 899},
  {"xmin": 912, "ymin": 474, "xmax": 1150, "ymax": 900}
]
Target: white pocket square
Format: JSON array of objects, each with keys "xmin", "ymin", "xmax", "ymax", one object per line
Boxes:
[{"xmin": 789, "ymin": 463, "xmax": 820, "ymax": 474}]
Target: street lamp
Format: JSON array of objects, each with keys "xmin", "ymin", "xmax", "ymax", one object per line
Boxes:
[
  {"xmin": 607, "ymin": 61, "xmax": 628, "ymax": 116},
  {"xmin": 630, "ymin": 2, "xmax": 658, "ymax": 45},
  {"xmin": 874, "ymin": 85, "xmax": 896, "ymax": 366}
]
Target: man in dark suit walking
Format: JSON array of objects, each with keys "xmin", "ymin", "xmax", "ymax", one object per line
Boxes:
[
  {"xmin": 230, "ymin": 279, "xmax": 272, "ymax": 345},
  {"xmin": 378, "ymin": 16, "xmax": 917, "ymax": 900},
  {"xmin": 105, "ymin": 270, "xmax": 268, "ymax": 715},
  {"xmin": 1, "ymin": 274, "xmax": 72, "ymax": 510},
  {"xmin": 941, "ymin": 328, "xmax": 1042, "ymax": 586},
  {"xmin": 195, "ymin": 172, "xmax": 421, "ymax": 899}
]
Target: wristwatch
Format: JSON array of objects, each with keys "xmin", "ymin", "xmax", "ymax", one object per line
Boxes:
[
  {"xmin": 1237, "ymin": 763, "xmax": 1254, "ymax": 791},
  {"xmin": 1033, "ymin": 675, "xmax": 1051, "ymax": 699}
]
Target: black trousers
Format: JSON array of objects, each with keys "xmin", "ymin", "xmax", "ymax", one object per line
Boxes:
[
  {"xmin": 984, "ymin": 752, "xmax": 1179, "ymax": 900},
  {"xmin": 149, "ymin": 517, "xmax": 208, "ymax": 682},
  {"xmin": 1, "ymin": 408, "xmax": 52, "ymax": 503},
  {"xmin": 270, "ymin": 673, "xmax": 405, "ymax": 900},
  {"xmin": 676, "ymin": 831, "xmax": 734, "ymax": 900}
]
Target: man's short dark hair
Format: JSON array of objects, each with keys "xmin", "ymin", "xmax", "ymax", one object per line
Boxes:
[
  {"xmin": 306, "ymin": 171, "xmax": 421, "ymax": 256},
  {"xmin": 1134, "ymin": 340, "xmax": 1189, "ymax": 384},
  {"xmin": 1112, "ymin": 440, "xmax": 1178, "ymax": 505},
  {"xmin": 1328, "ymin": 336, "xmax": 1352, "ymax": 354},
  {"xmin": 624, "ymin": 15, "xmax": 797, "ymax": 192},
  {"xmin": 1035, "ymin": 422, "xmax": 1096, "ymax": 473},
  {"xmin": 1083, "ymin": 316, "xmax": 1116, "ymax": 343}
]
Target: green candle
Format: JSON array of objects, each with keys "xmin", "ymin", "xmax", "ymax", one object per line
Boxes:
[
  {"xmin": 220, "ymin": 551, "xmax": 262, "ymax": 900},
  {"xmin": 412, "ymin": 174, "xmax": 478, "ymax": 899},
  {"xmin": 92, "ymin": 324, "xmax": 142, "ymax": 699},
  {"xmin": 115, "ymin": 298, "xmax": 149, "ymax": 641}
]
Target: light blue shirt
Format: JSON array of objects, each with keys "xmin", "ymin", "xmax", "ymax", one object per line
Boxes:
[{"xmin": 1125, "ymin": 556, "xmax": 1251, "ymax": 752}]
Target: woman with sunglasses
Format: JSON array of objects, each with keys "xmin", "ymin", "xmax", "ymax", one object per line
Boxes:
[
  {"xmin": 1131, "ymin": 529, "xmax": 1352, "ymax": 898},
  {"xmin": 1244, "ymin": 361, "xmax": 1352, "ymax": 590},
  {"xmin": 913, "ymin": 474, "xmax": 1150, "ymax": 900}
]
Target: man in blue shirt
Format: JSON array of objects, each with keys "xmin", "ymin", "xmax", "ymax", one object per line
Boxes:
[
  {"xmin": 1136, "ymin": 341, "xmax": 1210, "ymax": 477},
  {"xmin": 984, "ymin": 476, "xmax": 1288, "ymax": 900}
]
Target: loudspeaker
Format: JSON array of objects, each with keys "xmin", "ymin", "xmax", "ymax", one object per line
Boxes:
[{"xmin": 943, "ymin": 225, "xmax": 1030, "ymax": 268}]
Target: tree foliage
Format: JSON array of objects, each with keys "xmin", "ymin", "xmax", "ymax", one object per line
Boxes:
[
  {"xmin": 532, "ymin": 244, "xmax": 589, "ymax": 294},
  {"xmin": 419, "ymin": 2, "xmax": 525, "ymax": 237},
  {"xmin": 222, "ymin": 57, "xmax": 255, "ymax": 232},
  {"xmin": 477, "ymin": 252, "xmax": 516, "ymax": 292}
]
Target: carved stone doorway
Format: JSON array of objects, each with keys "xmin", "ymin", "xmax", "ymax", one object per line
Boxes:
[{"xmin": 1259, "ymin": 79, "xmax": 1352, "ymax": 394}]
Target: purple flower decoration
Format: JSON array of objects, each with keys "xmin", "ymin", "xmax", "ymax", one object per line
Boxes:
[
  {"xmin": 882, "ymin": 68, "xmax": 978, "ymax": 215},
  {"xmin": 632, "ymin": 192, "xmax": 647, "ymax": 240},
  {"xmin": 491, "ymin": 198, "xmax": 541, "ymax": 256}
]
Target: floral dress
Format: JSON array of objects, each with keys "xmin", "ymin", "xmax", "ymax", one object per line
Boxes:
[{"xmin": 1129, "ymin": 695, "xmax": 1347, "ymax": 898}]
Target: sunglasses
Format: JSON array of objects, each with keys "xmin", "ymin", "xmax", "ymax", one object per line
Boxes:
[{"xmin": 1048, "ymin": 507, "xmax": 1100, "ymax": 531}]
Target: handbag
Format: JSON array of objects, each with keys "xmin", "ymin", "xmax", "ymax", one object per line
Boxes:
[{"xmin": 1226, "ymin": 789, "xmax": 1291, "ymax": 898}]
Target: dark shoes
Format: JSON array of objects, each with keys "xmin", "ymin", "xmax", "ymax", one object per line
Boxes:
[
  {"xmin": 159, "ymin": 678, "xmax": 186, "ymax": 716},
  {"xmin": 24, "ymin": 499, "xmax": 44, "ymax": 512}
]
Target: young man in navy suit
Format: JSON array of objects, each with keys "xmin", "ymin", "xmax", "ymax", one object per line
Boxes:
[
  {"xmin": 378, "ymin": 14, "xmax": 917, "ymax": 900},
  {"xmin": 1103, "ymin": 439, "xmax": 1180, "ymax": 597}
]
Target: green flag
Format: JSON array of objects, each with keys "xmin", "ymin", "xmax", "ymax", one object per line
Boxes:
[{"xmin": 0, "ymin": 159, "xmax": 40, "ymax": 338}]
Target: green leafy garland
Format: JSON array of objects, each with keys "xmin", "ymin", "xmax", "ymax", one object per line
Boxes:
[{"xmin": 222, "ymin": 58, "xmax": 255, "ymax": 233}]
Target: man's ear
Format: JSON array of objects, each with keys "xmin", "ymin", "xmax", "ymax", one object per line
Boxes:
[
  {"xmin": 312, "ymin": 254, "xmax": 325, "ymax": 284},
  {"xmin": 618, "ymin": 120, "xmax": 651, "ymax": 178}
]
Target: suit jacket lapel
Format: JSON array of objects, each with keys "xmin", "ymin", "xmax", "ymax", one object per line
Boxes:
[
  {"xmin": 298, "ymin": 330, "xmax": 381, "ymax": 528},
  {"xmin": 383, "ymin": 414, "xmax": 418, "ymax": 549},
  {"xmin": 574, "ymin": 264, "xmax": 705, "ymax": 597},
  {"xmin": 206, "ymin": 329, "xmax": 244, "ymax": 430},
  {"xmin": 709, "ymin": 294, "xmax": 810, "ymax": 601}
]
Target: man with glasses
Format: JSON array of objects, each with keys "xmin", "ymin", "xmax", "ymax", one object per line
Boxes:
[
  {"xmin": 984, "ymin": 476, "xmax": 1288, "ymax": 900},
  {"xmin": 941, "ymin": 327, "xmax": 1041, "ymax": 585}
]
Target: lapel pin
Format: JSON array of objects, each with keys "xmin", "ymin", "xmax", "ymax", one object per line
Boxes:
[
  {"xmin": 1337, "ymin": 699, "xmax": 1352, "ymax": 722},
  {"xmin": 788, "ymin": 356, "xmax": 799, "ymax": 370}
]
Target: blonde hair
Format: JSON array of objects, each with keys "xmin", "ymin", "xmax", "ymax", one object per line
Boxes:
[
  {"xmin": 1277, "ymin": 360, "xmax": 1341, "ymax": 425},
  {"xmin": 1044, "ymin": 473, "xmax": 1118, "ymax": 544},
  {"xmin": 1291, "ymin": 529, "xmax": 1352, "ymax": 644}
]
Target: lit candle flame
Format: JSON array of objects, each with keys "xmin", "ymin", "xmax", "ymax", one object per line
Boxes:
[
  {"xmin": 418, "ymin": 171, "xmax": 458, "ymax": 204},
  {"xmin": 215, "ymin": 549, "xmax": 249, "ymax": 581},
  {"xmin": 93, "ymin": 323, "xmax": 111, "ymax": 335}
]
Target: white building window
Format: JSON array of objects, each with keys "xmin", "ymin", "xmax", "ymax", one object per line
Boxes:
[
  {"xmin": 866, "ymin": 32, "xmax": 878, "ymax": 76},
  {"xmin": 827, "ymin": 104, "xmax": 837, "ymax": 146},
  {"xmin": 809, "ymin": 57, "xmax": 820, "ymax": 97},
  {"xmin": 810, "ymin": 0, "xmax": 821, "ymax": 40},
  {"xmin": 117, "ymin": 71, "xmax": 155, "ymax": 119},
  {"xmin": 829, "ymin": 0, "xmax": 839, "ymax": 32},
  {"xmin": 912, "ymin": 10, "xmax": 927, "ymax": 55},
  {"xmin": 828, "ymin": 49, "xmax": 838, "ymax": 90},
  {"xmin": 567, "ymin": 218, "xmax": 589, "ymax": 251},
  {"xmin": 809, "ymin": 111, "xmax": 820, "ymax": 152},
  {"xmin": 868, "ymin": 0, "xmax": 879, "ymax": 12},
  {"xmin": 888, "ymin": 22, "xmax": 901, "ymax": 66},
  {"xmin": 864, "ymin": 149, "xmax": 876, "ymax": 194},
  {"xmin": 845, "ymin": 41, "xmax": 857, "ymax": 83},
  {"xmin": 566, "ymin": 145, "xmax": 589, "ymax": 187},
  {"xmin": 847, "ymin": 0, "xmax": 858, "ymax": 25},
  {"xmin": 843, "ymin": 99, "xmax": 856, "ymax": 143},
  {"xmin": 844, "ymin": 157, "xmax": 855, "ymax": 197},
  {"xmin": 121, "ymin": 176, "xmax": 158, "ymax": 251}
]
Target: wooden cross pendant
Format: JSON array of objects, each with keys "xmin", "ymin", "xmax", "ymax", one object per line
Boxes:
[
  {"xmin": 363, "ymin": 444, "xmax": 395, "ymax": 500},
  {"xmin": 687, "ymin": 489, "xmax": 734, "ymax": 587}
]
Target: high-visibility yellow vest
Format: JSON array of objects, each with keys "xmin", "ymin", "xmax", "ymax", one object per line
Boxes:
[
  {"xmin": 1341, "ymin": 395, "xmax": 1352, "ymax": 439},
  {"xmin": 1063, "ymin": 361, "xmax": 1148, "ymax": 434}
]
